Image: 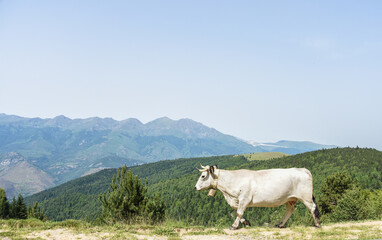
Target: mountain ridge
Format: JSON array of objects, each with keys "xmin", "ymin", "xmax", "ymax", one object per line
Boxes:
[
  {"xmin": 0, "ymin": 152, "xmax": 55, "ymax": 197},
  {"xmin": 0, "ymin": 114, "xmax": 257, "ymax": 196},
  {"xmin": 0, "ymin": 114, "xmax": 337, "ymax": 197}
]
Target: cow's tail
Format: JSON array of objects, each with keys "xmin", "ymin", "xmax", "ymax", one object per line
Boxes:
[{"xmin": 312, "ymin": 195, "xmax": 321, "ymax": 219}]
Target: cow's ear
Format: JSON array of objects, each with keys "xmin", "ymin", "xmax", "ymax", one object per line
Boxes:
[{"xmin": 209, "ymin": 166, "xmax": 215, "ymax": 174}]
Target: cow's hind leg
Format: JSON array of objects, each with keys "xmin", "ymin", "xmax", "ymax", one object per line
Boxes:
[
  {"xmin": 301, "ymin": 195, "xmax": 321, "ymax": 228},
  {"xmin": 240, "ymin": 218, "xmax": 251, "ymax": 227},
  {"xmin": 276, "ymin": 201, "xmax": 296, "ymax": 228}
]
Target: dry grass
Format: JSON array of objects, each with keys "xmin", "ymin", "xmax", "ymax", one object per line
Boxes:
[{"xmin": 240, "ymin": 152, "xmax": 289, "ymax": 161}]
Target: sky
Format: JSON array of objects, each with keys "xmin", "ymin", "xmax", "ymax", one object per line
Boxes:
[{"xmin": 0, "ymin": 1, "xmax": 381, "ymax": 150}]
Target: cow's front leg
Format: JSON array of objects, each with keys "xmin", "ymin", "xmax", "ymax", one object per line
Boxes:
[{"xmin": 230, "ymin": 203, "xmax": 248, "ymax": 230}]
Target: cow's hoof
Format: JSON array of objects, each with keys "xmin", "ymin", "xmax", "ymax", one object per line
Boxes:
[
  {"xmin": 243, "ymin": 220, "xmax": 251, "ymax": 226},
  {"xmin": 275, "ymin": 224, "xmax": 285, "ymax": 228},
  {"xmin": 314, "ymin": 225, "xmax": 322, "ymax": 228},
  {"xmin": 230, "ymin": 226, "xmax": 238, "ymax": 230}
]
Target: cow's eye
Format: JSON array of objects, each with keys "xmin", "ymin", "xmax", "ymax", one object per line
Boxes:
[{"xmin": 201, "ymin": 175, "xmax": 205, "ymax": 179}]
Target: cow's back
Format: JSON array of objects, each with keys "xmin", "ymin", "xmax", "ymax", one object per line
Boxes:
[{"xmin": 229, "ymin": 168, "xmax": 313, "ymax": 207}]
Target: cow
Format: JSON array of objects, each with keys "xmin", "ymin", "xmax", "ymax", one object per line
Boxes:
[{"xmin": 194, "ymin": 165, "xmax": 321, "ymax": 230}]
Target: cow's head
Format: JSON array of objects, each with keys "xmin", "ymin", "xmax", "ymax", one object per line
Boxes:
[{"xmin": 194, "ymin": 164, "xmax": 218, "ymax": 192}]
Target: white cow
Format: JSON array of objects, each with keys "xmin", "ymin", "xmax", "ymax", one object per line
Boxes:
[{"xmin": 194, "ymin": 165, "xmax": 321, "ymax": 230}]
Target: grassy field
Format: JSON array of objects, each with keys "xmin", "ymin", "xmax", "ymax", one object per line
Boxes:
[
  {"xmin": 1, "ymin": 219, "xmax": 381, "ymax": 239},
  {"xmin": 241, "ymin": 152, "xmax": 289, "ymax": 161}
]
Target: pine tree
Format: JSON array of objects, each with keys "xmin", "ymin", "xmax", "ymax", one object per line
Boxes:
[
  {"xmin": 9, "ymin": 194, "xmax": 28, "ymax": 219},
  {"xmin": 17, "ymin": 194, "xmax": 27, "ymax": 219},
  {"xmin": 0, "ymin": 188, "xmax": 10, "ymax": 219},
  {"xmin": 99, "ymin": 164, "xmax": 165, "ymax": 223},
  {"xmin": 9, "ymin": 196, "xmax": 17, "ymax": 218},
  {"xmin": 27, "ymin": 202, "xmax": 46, "ymax": 221}
]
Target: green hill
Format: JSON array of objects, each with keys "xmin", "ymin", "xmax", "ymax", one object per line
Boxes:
[
  {"xmin": 241, "ymin": 152, "xmax": 289, "ymax": 161},
  {"xmin": 25, "ymin": 148, "xmax": 382, "ymax": 225}
]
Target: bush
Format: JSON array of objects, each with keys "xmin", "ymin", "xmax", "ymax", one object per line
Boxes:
[
  {"xmin": 329, "ymin": 188, "xmax": 368, "ymax": 221},
  {"xmin": 319, "ymin": 172, "xmax": 357, "ymax": 215},
  {"xmin": 365, "ymin": 190, "xmax": 382, "ymax": 219},
  {"xmin": 144, "ymin": 195, "xmax": 166, "ymax": 224},
  {"xmin": 329, "ymin": 188, "xmax": 382, "ymax": 222}
]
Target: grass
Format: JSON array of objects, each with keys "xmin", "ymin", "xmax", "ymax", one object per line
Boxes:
[
  {"xmin": 0, "ymin": 219, "xmax": 210, "ymax": 239},
  {"xmin": 0, "ymin": 218, "xmax": 381, "ymax": 239},
  {"xmin": 241, "ymin": 152, "xmax": 289, "ymax": 161}
]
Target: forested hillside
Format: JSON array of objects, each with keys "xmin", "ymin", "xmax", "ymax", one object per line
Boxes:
[{"xmin": 25, "ymin": 148, "xmax": 382, "ymax": 226}]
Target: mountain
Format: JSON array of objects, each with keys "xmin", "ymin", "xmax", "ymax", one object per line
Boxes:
[
  {"xmin": 247, "ymin": 140, "xmax": 337, "ymax": 154},
  {"xmin": 0, "ymin": 114, "xmax": 339, "ymax": 197},
  {"xmin": 0, "ymin": 114, "xmax": 258, "ymax": 196},
  {"xmin": 0, "ymin": 152, "xmax": 55, "ymax": 197},
  {"xmin": 25, "ymin": 147, "xmax": 382, "ymax": 223}
]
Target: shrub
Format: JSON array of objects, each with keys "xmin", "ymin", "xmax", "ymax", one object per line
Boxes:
[
  {"xmin": 365, "ymin": 190, "xmax": 382, "ymax": 219},
  {"xmin": 319, "ymin": 172, "xmax": 357, "ymax": 215},
  {"xmin": 329, "ymin": 188, "xmax": 368, "ymax": 221}
]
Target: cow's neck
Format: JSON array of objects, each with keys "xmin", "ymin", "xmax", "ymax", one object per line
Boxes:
[
  {"xmin": 215, "ymin": 170, "xmax": 237, "ymax": 196},
  {"xmin": 215, "ymin": 170, "xmax": 239, "ymax": 208}
]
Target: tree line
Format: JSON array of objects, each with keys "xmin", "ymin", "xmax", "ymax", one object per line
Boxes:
[
  {"xmin": 147, "ymin": 148, "xmax": 382, "ymax": 226},
  {"xmin": 21, "ymin": 147, "xmax": 382, "ymax": 226},
  {"xmin": 0, "ymin": 188, "xmax": 45, "ymax": 220}
]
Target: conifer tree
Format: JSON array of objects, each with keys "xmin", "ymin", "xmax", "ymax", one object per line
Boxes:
[
  {"xmin": 99, "ymin": 164, "xmax": 165, "ymax": 223},
  {"xmin": 17, "ymin": 194, "xmax": 27, "ymax": 219},
  {"xmin": 27, "ymin": 202, "xmax": 46, "ymax": 220},
  {"xmin": 0, "ymin": 188, "xmax": 9, "ymax": 219},
  {"xmin": 9, "ymin": 196, "xmax": 16, "ymax": 218},
  {"xmin": 10, "ymin": 194, "xmax": 27, "ymax": 219}
]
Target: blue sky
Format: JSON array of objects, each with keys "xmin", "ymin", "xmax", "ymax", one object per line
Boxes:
[{"xmin": 1, "ymin": 1, "xmax": 381, "ymax": 149}]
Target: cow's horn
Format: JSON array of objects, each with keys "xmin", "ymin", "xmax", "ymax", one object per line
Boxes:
[
  {"xmin": 197, "ymin": 168, "xmax": 204, "ymax": 172},
  {"xmin": 197, "ymin": 164, "xmax": 208, "ymax": 171}
]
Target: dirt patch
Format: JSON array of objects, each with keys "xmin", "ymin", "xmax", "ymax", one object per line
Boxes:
[
  {"xmin": 322, "ymin": 220, "xmax": 382, "ymax": 230},
  {"xmin": 25, "ymin": 228, "xmax": 111, "ymax": 240},
  {"xmin": 131, "ymin": 234, "xmax": 167, "ymax": 240}
]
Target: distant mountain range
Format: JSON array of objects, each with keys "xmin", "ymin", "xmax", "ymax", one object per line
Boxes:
[
  {"xmin": 0, "ymin": 152, "xmax": 55, "ymax": 197},
  {"xmin": 0, "ymin": 113, "xmax": 337, "ymax": 197}
]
